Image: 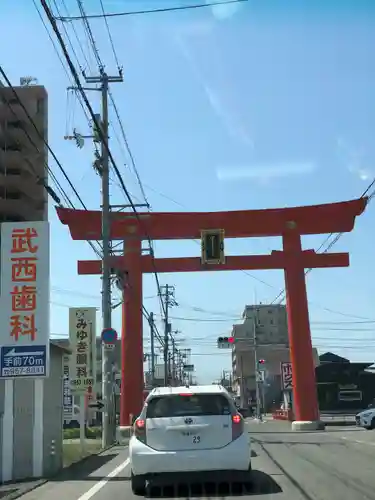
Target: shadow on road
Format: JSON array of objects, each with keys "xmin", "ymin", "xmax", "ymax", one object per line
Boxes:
[
  {"xmin": 49, "ymin": 453, "xmax": 118, "ymax": 482},
  {"xmin": 145, "ymin": 471, "xmax": 281, "ymax": 497}
]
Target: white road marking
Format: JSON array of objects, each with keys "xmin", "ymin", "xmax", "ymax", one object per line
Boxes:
[
  {"xmin": 341, "ymin": 436, "xmax": 375, "ymax": 446},
  {"xmin": 77, "ymin": 457, "xmax": 130, "ymax": 500}
]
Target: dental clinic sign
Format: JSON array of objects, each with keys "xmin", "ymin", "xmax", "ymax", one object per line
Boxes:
[{"xmin": 0, "ymin": 222, "xmax": 50, "ymax": 378}]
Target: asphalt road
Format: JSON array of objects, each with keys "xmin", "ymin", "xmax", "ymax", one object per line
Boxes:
[{"xmin": 18, "ymin": 422, "xmax": 375, "ymax": 500}]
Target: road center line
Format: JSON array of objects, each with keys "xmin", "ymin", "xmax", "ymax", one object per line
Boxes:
[{"xmin": 77, "ymin": 457, "xmax": 130, "ymax": 500}]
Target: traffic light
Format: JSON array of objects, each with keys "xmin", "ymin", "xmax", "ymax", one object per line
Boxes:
[
  {"xmin": 258, "ymin": 359, "xmax": 265, "ymax": 365},
  {"xmin": 217, "ymin": 336, "xmax": 234, "ymax": 349},
  {"xmin": 201, "ymin": 229, "xmax": 225, "ymax": 265}
]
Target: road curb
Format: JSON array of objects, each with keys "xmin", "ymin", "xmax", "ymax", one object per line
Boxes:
[{"xmin": 0, "ymin": 442, "xmax": 122, "ymax": 500}]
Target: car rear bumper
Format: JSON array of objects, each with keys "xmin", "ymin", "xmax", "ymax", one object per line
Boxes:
[{"xmin": 129, "ymin": 433, "xmax": 251, "ymax": 476}]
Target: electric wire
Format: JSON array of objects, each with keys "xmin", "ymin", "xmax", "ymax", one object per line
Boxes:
[
  {"xmin": 76, "ymin": 0, "xmax": 150, "ymax": 208},
  {"xmin": 99, "ymin": 0, "xmax": 121, "ymax": 70},
  {"xmin": 55, "ymin": 0, "xmax": 249, "ymax": 21},
  {"xmin": 76, "ymin": 0, "xmax": 103, "ymax": 70},
  {"xmin": 40, "ymin": 1, "xmax": 168, "ymax": 319},
  {"xmin": 33, "ymin": 0, "xmax": 93, "ymax": 125},
  {"xmin": 47, "ymin": 0, "xmax": 373, "ymax": 326},
  {"xmin": 271, "ymin": 187, "xmax": 375, "ymax": 305},
  {"xmin": 0, "ymin": 65, "xmax": 103, "ymax": 258},
  {"xmin": 45, "ymin": 1, "xmax": 167, "ymax": 353}
]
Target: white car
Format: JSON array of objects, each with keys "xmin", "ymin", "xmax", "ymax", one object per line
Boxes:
[
  {"xmin": 129, "ymin": 384, "xmax": 252, "ymax": 495},
  {"xmin": 355, "ymin": 407, "xmax": 375, "ymax": 430}
]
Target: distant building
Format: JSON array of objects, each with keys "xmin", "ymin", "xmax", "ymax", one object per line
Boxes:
[
  {"xmin": 231, "ymin": 304, "xmax": 319, "ymax": 409},
  {"xmin": 0, "ymin": 83, "xmax": 48, "ymax": 222},
  {"xmin": 316, "ymin": 352, "xmax": 375, "ymax": 412}
]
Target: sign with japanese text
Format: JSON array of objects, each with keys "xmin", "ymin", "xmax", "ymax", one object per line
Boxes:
[
  {"xmin": 281, "ymin": 362, "xmax": 293, "ymax": 391},
  {"xmin": 69, "ymin": 307, "xmax": 96, "ymax": 394},
  {"xmin": 0, "ymin": 222, "xmax": 50, "ymax": 378},
  {"xmin": 63, "ymin": 355, "xmax": 73, "ymax": 420}
]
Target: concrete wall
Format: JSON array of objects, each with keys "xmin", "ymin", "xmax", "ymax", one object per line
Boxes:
[{"xmin": 0, "ymin": 343, "xmax": 65, "ymax": 482}]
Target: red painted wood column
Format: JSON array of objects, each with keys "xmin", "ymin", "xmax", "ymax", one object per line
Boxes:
[
  {"xmin": 120, "ymin": 237, "xmax": 143, "ymax": 427},
  {"xmin": 283, "ymin": 226, "xmax": 319, "ymax": 422}
]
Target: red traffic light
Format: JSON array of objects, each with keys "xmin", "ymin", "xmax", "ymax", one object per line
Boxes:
[
  {"xmin": 258, "ymin": 359, "xmax": 265, "ymax": 364},
  {"xmin": 228, "ymin": 337, "xmax": 234, "ymax": 344}
]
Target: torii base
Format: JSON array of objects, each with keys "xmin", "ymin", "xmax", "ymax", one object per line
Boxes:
[
  {"xmin": 117, "ymin": 425, "xmax": 132, "ymax": 445},
  {"xmin": 292, "ymin": 420, "xmax": 326, "ymax": 431}
]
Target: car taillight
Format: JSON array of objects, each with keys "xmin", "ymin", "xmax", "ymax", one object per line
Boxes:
[
  {"xmin": 134, "ymin": 418, "xmax": 147, "ymax": 443},
  {"xmin": 232, "ymin": 413, "xmax": 244, "ymax": 441}
]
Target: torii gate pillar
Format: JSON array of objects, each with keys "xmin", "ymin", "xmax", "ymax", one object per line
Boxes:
[
  {"xmin": 283, "ymin": 227, "xmax": 320, "ymax": 426},
  {"xmin": 120, "ymin": 238, "xmax": 143, "ymax": 428}
]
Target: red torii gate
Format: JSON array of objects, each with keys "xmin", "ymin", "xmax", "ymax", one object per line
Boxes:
[{"xmin": 56, "ymin": 197, "xmax": 367, "ymax": 431}]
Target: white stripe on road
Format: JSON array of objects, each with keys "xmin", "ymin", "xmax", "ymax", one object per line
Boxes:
[
  {"xmin": 341, "ymin": 436, "xmax": 375, "ymax": 446},
  {"xmin": 77, "ymin": 458, "xmax": 130, "ymax": 500}
]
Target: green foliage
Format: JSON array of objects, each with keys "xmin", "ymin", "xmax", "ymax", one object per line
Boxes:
[{"xmin": 63, "ymin": 426, "xmax": 102, "ymax": 440}]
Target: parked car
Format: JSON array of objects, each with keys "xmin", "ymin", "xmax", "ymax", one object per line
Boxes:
[
  {"xmin": 355, "ymin": 404, "xmax": 375, "ymax": 430},
  {"xmin": 129, "ymin": 384, "xmax": 252, "ymax": 495}
]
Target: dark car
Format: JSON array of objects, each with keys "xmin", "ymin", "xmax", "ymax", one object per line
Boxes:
[{"xmin": 238, "ymin": 407, "xmax": 251, "ymax": 418}]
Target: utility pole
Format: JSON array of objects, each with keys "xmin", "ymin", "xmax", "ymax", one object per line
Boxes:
[
  {"xmin": 160, "ymin": 285, "xmax": 178, "ymax": 385},
  {"xmin": 253, "ymin": 310, "xmax": 261, "ymax": 420},
  {"xmin": 149, "ymin": 313, "xmax": 155, "ymax": 388},
  {"xmin": 82, "ymin": 70, "xmax": 123, "ymax": 448},
  {"xmin": 163, "ymin": 284, "xmax": 170, "ymax": 385}
]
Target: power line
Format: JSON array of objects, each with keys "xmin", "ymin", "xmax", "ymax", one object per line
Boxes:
[
  {"xmin": 99, "ymin": 0, "xmax": 121, "ymax": 70},
  {"xmin": 40, "ymin": 0, "xmax": 167, "ymax": 318},
  {"xmin": 56, "ymin": 0, "xmax": 248, "ymax": 21},
  {"xmin": 0, "ymin": 65, "xmax": 103, "ymax": 259},
  {"xmin": 0, "ymin": 68, "xmax": 88, "ymax": 211},
  {"xmin": 271, "ymin": 187, "xmax": 374, "ymax": 305}
]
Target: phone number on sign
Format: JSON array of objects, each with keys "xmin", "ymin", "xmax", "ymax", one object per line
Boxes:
[{"xmin": 1, "ymin": 366, "xmax": 45, "ymax": 376}]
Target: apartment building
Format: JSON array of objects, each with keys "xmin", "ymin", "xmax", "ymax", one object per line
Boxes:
[
  {"xmin": 231, "ymin": 304, "xmax": 319, "ymax": 409},
  {"xmin": 0, "ymin": 82, "xmax": 48, "ymax": 221}
]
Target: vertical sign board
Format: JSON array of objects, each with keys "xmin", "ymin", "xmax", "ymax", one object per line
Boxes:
[
  {"xmin": 63, "ymin": 354, "xmax": 73, "ymax": 421},
  {"xmin": 0, "ymin": 222, "xmax": 50, "ymax": 378},
  {"xmin": 69, "ymin": 307, "xmax": 96, "ymax": 394},
  {"xmin": 281, "ymin": 362, "xmax": 293, "ymax": 391}
]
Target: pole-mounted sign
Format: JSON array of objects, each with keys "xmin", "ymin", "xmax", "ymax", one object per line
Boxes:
[
  {"xmin": 101, "ymin": 327, "xmax": 118, "ymax": 351},
  {"xmin": 201, "ymin": 229, "xmax": 225, "ymax": 265}
]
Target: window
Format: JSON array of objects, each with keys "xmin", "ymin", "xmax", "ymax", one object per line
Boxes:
[
  {"xmin": 146, "ymin": 394, "xmax": 234, "ymax": 418},
  {"xmin": 5, "ymin": 192, "xmax": 21, "ymax": 200},
  {"xmin": 1, "ymin": 167, "xmax": 21, "ymax": 175},
  {"xmin": 338, "ymin": 390, "xmax": 362, "ymax": 402},
  {"xmin": 37, "ymin": 98, "xmax": 44, "ymax": 115},
  {"xmin": 8, "ymin": 120, "xmax": 23, "ymax": 129}
]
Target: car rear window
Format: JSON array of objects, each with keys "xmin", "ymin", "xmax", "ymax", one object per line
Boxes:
[{"xmin": 146, "ymin": 394, "xmax": 233, "ymax": 418}]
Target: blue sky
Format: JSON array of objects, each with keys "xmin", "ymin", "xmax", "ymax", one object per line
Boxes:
[{"xmin": 1, "ymin": 0, "xmax": 375, "ymax": 382}]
